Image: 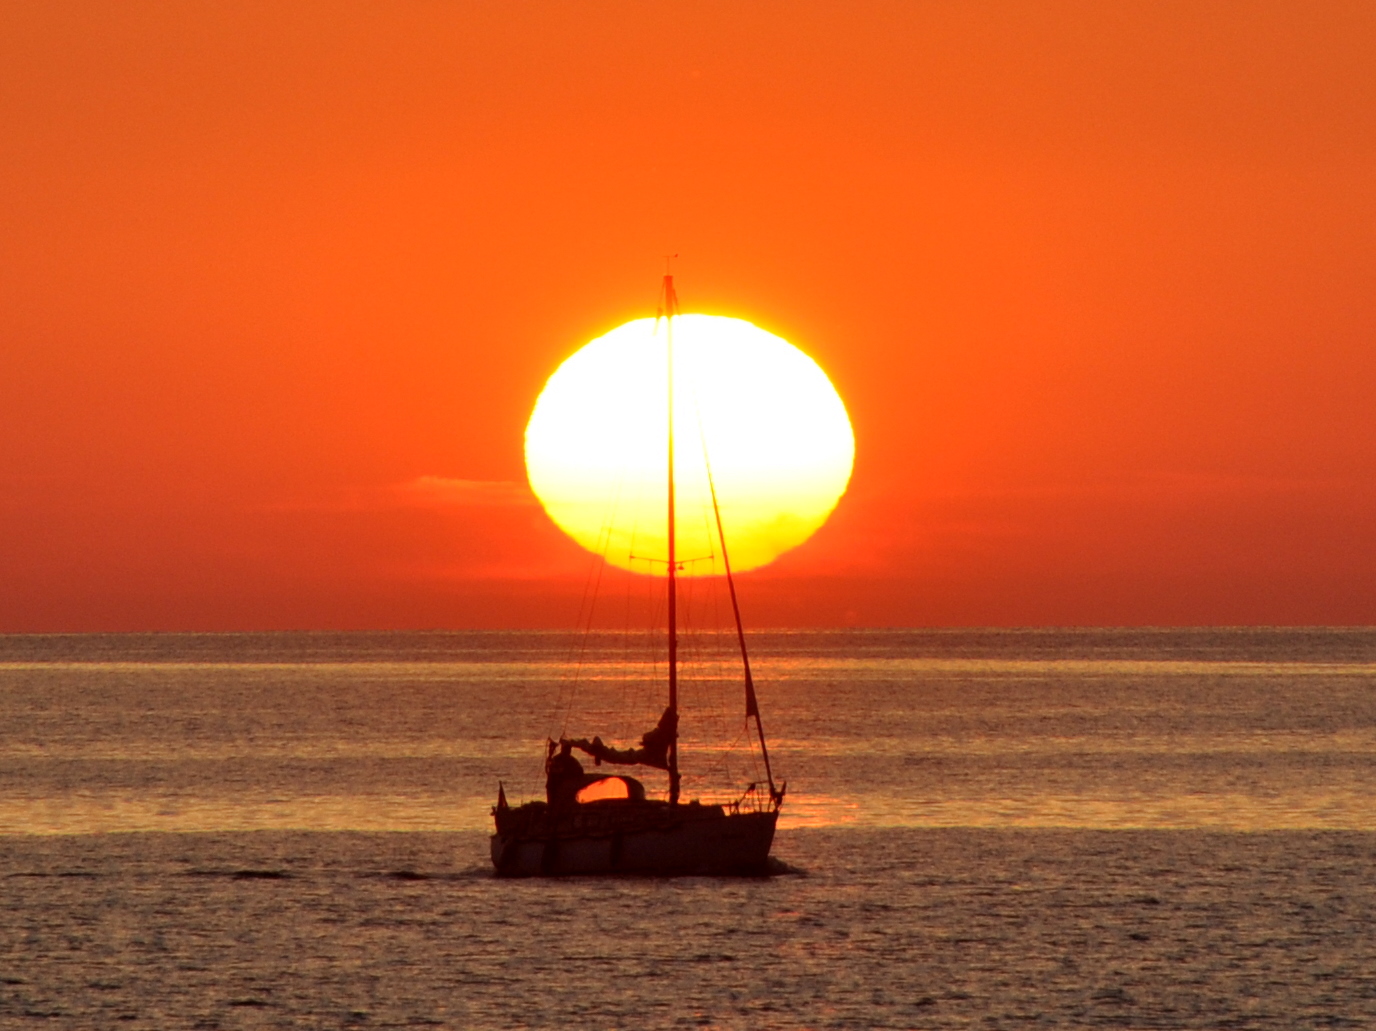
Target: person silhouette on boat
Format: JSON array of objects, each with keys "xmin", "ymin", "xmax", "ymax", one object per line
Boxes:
[{"xmin": 545, "ymin": 740, "xmax": 587, "ymax": 809}]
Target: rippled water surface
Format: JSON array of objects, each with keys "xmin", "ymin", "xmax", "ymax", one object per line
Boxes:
[{"xmin": 2, "ymin": 628, "xmax": 1375, "ymax": 1027}]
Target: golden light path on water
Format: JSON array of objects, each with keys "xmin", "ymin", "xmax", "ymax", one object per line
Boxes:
[
  {"xmin": 524, "ymin": 314, "xmax": 854, "ymax": 574},
  {"xmin": 4, "ymin": 652, "xmax": 1376, "ymax": 835}
]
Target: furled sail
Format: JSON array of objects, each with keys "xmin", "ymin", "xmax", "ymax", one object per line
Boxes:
[{"xmin": 566, "ymin": 707, "xmax": 678, "ymax": 771}]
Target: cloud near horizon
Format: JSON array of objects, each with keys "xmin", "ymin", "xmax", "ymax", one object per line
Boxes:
[
  {"xmin": 393, "ymin": 476, "xmax": 537, "ymax": 509},
  {"xmin": 256, "ymin": 477, "xmax": 538, "ymax": 514}
]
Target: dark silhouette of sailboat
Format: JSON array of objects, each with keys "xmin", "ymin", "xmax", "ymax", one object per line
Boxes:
[{"xmin": 491, "ymin": 273, "xmax": 784, "ymax": 876}]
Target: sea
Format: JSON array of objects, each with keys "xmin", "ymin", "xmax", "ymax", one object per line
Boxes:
[{"xmin": 1, "ymin": 628, "xmax": 1374, "ymax": 1029}]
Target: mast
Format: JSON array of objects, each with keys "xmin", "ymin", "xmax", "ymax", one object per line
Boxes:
[{"xmin": 664, "ymin": 271, "xmax": 681, "ymax": 805}]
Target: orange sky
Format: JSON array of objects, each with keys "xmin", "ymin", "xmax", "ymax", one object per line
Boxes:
[{"xmin": 2, "ymin": 2, "xmax": 1375, "ymax": 630}]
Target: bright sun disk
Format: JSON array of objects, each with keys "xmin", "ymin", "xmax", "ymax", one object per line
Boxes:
[{"xmin": 525, "ymin": 314, "xmax": 854, "ymax": 575}]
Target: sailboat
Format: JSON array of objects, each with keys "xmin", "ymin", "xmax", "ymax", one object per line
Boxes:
[{"xmin": 490, "ymin": 273, "xmax": 785, "ymax": 876}]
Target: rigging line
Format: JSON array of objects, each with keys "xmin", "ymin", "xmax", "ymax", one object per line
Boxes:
[
  {"xmin": 600, "ymin": 479, "xmax": 640, "ymax": 738},
  {"xmin": 560, "ymin": 453, "xmax": 629, "ymax": 739},
  {"xmin": 557, "ymin": 513, "xmax": 606, "ymax": 739},
  {"xmin": 696, "ymin": 423, "xmax": 780, "ymax": 805},
  {"xmin": 682, "ymin": 398, "xmax": 756, "ymax": 788},
  {"xmin": 706, "ymin": 548, "xmax": 763, "ymax": 788},
  {"xmin": 625, "ymin": 494, "xmax": 667, "ymax": 734},
  {"xmin": 685, "ymin": 391, "xmax": 764, "ymax": 792},
  {"xmin": 560, "ymin": 529, "xmax": 607, "ymax": 739},
  {"xmin": 696, "ymin": 505, "xmax": 738, "ymax": 778},
  {"xmin": 623, "ymin": 527, "xmax": 662, "ymax": 742}
]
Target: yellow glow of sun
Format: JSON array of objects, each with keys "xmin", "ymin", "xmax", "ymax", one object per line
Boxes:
[{"xmin": 525, "ymin": 314, "xmax": 854, "ymax": 575}]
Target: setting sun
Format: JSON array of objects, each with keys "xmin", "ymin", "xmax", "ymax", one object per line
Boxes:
[{"xmin": 525, "ymin": 314, "xmax": 854, "ymax": 575}]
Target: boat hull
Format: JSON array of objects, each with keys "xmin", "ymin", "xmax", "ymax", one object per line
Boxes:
[{"xmin": 491, "ymin": 801, "xmax": 777, "ymax": 877}]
